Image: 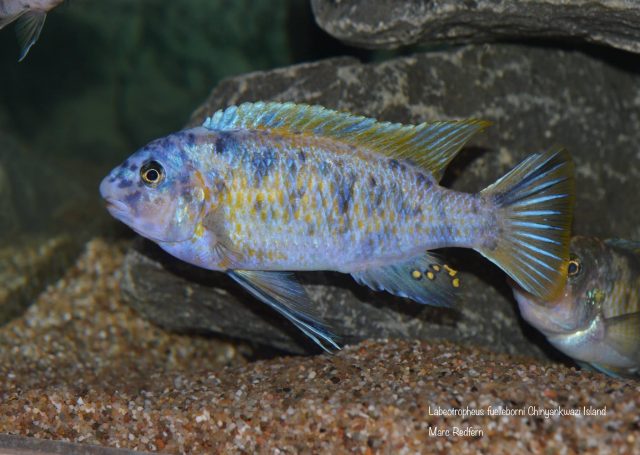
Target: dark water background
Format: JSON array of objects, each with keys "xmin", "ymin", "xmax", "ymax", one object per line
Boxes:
[{"xmin": 0, "ymin": 0, "xmax": 366, "ymax": 240}]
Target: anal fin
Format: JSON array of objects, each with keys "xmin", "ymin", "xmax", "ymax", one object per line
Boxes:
[
  {"xmin": 228, "ymin": 270, "xmax": 340, "ymax": 352},
  {"xmin": 351, "ymin": 253, "xmax": 460, "ymax": 307}
]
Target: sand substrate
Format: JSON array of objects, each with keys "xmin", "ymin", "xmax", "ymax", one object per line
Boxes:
[{"xmin": 0, "ymin": 240, "xmax": 638, "ymax": 454}]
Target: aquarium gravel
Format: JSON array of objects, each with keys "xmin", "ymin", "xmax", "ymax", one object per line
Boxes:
[{"xmin": 0, "ymin": 240, "xmax": 638, "ymax": 453}]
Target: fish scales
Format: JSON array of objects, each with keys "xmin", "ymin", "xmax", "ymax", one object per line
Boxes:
[
  {"xmin": 101, "ymin": 102, "xmax": 575, "ymax": 351},
  {"xmin": 198, "ymin": 129, "xmax": 490, "ymax": 272}
]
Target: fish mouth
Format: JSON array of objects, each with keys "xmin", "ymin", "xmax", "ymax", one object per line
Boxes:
[{"xmin": 103, "ymin": 198, "xmax": 131, "ymax": 220}]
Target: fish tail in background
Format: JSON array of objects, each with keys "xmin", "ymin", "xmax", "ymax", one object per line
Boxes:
[
  {"xmin": 478, "ymin": 148, "xmax": 575, "ymax": 300},
  {"xmin": 15, "ymin": 11, "xmax": 47, "ymax": 61}
]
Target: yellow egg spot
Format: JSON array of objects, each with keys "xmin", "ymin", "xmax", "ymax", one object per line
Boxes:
[
  {"xmin": 427, "ymin": 271, "xmax": 435, "ymax": 280},
  {"xmin": 431, "ymin": 264, "xmax": 441, "ymax": 272},
  {"xmin": 452, "ymin": 277, "xmax": 460, "ymax": 288},
  {"xmin": 444, "ymin": 264, "xmax": 458, "ymax": 277},
  {"xmin": 411, "ymin": 270, "xmax": 422, "ymax": 280}
]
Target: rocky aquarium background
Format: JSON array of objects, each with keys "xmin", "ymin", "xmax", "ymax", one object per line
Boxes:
[{"xmin": 0, "ymin": 0, "xmax": 639, "ymax": 453}]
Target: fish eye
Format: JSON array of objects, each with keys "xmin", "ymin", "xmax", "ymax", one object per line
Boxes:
[
  {"xmin": 567, "ymin": 257, "xmax": 582, "ymax": 277},
  {"xmin": 140, "ymin": 161, "xmax": 164, "ymax": 187}
]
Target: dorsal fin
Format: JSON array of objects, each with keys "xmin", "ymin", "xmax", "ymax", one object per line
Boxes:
[{"xmin": 203, "ymin": 102, "xmax": 490, "ymax": 179}]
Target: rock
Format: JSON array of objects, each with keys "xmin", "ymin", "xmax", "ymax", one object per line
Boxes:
[
  {"xmin": 0, "ymin": 161, "xmax": 17, "ymax": 234},
  {"xmin": 122, "ymin": 239, "xmax": 536, "ymax": 356},
  {"xmin": 0, "ymin": 132, "xmax": 95, "ymax": 325},
  {"xmin": 311, "ymin": 0, "xmax": 640, "ymax": 54},
  {"xmin": 0, "ymin": 236, "xmax": 78, "ymax": 324},
  {"xmin": 0, "ymin": 338, "xmax": 637, "ymax": 453},
  {"xmin": 123, "ymin": 44, "xmax": 640, "ymax": 355},
  {"xmin": 0, "ymin": 435, "xmax": 154, "ymax": 455}
]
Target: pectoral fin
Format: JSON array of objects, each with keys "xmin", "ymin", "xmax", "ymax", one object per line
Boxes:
[
  {"xmin": 202, "ymin": 209, "xmax": 244, "ymax": 269},
  {"xmin": 604, "ymin": 312, "xmax": 640, "ymax": 362},
  {"xmin": 228, "ymin": 270, "xmax": 340, "ymax": 352},
  {"xmin": 351, "ymin": 253, "xmax": 459, "ymax": 307},
  {"xmin": 15, "ymin": 11, "xmax": 47, "ymax": 61}
]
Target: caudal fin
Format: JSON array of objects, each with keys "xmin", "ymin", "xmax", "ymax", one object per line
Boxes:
[{"xmin": 479, "ymin": 148, "xmax": 575, "ymax": 300}]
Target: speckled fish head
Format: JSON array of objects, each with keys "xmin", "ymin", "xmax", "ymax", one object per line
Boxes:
[
  {"xmin": 99, "ymin": 133, "xmax": 206, "ymax": 243},
  {"xmin": 512, "ymin": 237, "xmax": 609, "ymax": 335}
]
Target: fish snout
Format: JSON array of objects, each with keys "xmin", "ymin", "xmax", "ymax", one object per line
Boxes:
[{"xmin": 99, "ymin": 176, "xmax": 132, "ymax": 220}]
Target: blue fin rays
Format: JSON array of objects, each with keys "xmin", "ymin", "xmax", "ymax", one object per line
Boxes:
[{"xmin": 479, "ymin": 148, "xmax": 575, "ymax": 300}]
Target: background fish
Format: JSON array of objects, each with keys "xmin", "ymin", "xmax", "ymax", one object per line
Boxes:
[
  {"xmin": 512, "ymin": 236, "xmax": 640, "ymax": 378},
  {"xmin": 100, "ymin": 102, "xmax": 574, "ymax": 351},
  {"xmin": 0, "ymin": 0, "xmax": 63, "ymax": 61}
]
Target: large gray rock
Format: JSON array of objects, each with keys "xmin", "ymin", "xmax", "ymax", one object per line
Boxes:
[
  {"xmin": 311, "ymin": 0, "xmax": 640, "ymax": 53},
  {"xmin": 122, "ymin": 239, "xmax": 533, "ymax": 356},
  {"xmin": 122, "ymin": 44, "xmax": 640, "ymax": 355},
  {"xmin": 0, "ymin": 236, "xmax": 76, "ymax": 324}
]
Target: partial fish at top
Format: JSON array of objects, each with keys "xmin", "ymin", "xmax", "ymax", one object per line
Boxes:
[
  {"xmin": 0, "ymin": 0, "xmax": 63, "ymax": 61},
  {"xmin": 100, "ymin": 102, "xmax": 575, "ymax": 351}
]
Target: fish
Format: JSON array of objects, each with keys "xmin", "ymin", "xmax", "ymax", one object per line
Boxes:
[
  {"xmin": 512, "ymin": 236, "xmax": 640, "ymax": 378},
  {"xmin": 0, "ymin": 0, "xmax": 64, "ymax": 61},
  {"xmin": 100, "ymin": 102, "xmax": 575, "ymax": 351}
]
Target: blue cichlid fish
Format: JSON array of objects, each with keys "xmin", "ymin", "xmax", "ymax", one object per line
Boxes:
[
  {"xmin": 0, "ymin": 0, "xmax": 63, "ymax": 61},
  {"xmin": 512, "ymin": 236, "xmax": 640, "ymax": 378},
  {"xmin": 100, "ymin": 102, "xmax": 574, "ymax": 350}
]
